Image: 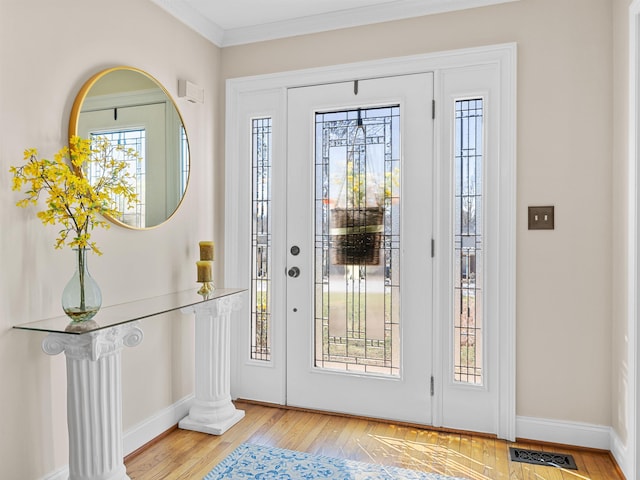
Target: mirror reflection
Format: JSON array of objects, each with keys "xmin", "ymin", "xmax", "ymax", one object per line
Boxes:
[{"xmin": 69, "ymin": 67, "xmax": 189, "ymax": 229}]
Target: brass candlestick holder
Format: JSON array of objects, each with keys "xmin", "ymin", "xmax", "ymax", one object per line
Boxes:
[{"xmin": 197, "ymin": 281, "xmax": 214, "ymax": 298}]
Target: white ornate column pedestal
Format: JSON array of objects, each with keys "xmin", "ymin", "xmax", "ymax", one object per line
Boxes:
[
  {"xmin": 179, "ymin": 294, "xmax": 245, "ymax": 435},
  {"xmin": 42, "ymin": 324, "xmax": 143, "ymax": 480}
]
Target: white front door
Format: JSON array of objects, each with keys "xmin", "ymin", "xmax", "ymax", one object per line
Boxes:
[{"xmin": 285, "ymin": 74, "xmax": 435, "ymax": 424}]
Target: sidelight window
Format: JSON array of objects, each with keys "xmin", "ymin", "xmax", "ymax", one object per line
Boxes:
[
  {"xmin": 251, "ymin": 117, "xmax": 272, "ymax": 361},
  {"xmin": 453, "ymin": 99, "xmax": 483, "ymax": 385}
]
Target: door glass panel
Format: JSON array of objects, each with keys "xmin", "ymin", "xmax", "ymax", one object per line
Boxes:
[
  {"xmin": 454, "ymin": 99, "xmax": 483, "ymax": 385},
  {"xmin": 314, "ymin": 107, "xmax": 400, "ymax": 376},
  {"xmin": 251, "ymin": 117, "xmax": 272, "ymax": 361}
]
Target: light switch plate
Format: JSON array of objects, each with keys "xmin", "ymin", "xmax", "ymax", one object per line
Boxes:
[{"xmin": 528, "ymin": 206, "xmax": 554, "ymax": 230}]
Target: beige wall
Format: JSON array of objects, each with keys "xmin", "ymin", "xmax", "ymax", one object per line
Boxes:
[
  {"xmin": 0, "ymin": 0, "xmax": 628, "ymax": 478},
  {"xmin": 220, "ymin": 0, "xmax": 614, "ymax": 426},
  {"xmin": 0, "ymin": 0, "xmax": 220, "ymax": 478}
]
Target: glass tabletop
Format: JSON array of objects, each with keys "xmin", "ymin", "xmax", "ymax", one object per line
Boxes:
[{"xmin": 13, "ymin": 288, "xmax": 246, "ymax": 335}]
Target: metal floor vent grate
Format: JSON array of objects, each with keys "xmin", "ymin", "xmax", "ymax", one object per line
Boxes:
[{"xmin": 509, "ymin": 447, "xmax": 578, "ymax": 470}]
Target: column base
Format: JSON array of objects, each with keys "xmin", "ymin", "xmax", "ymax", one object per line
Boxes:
[
  {"xmin": 179, "ymin": 409, "xmax": 245, "ymax": 435},
  {"xmin": 69, "ymin": 466, "xmax": 131, "ymax": 480}
]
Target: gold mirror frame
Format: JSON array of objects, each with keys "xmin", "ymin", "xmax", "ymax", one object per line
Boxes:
[{"xmin": 69, "ymin": 66, "xmax": 190, "ymax": 229}]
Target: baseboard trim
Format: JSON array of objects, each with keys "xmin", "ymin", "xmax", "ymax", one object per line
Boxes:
[
  {"xmin": 123, "ymin": 394, "xmax": 193, "ymax": 456},
  {"xmin": 41, "ymin": 466, "xmax": 68, "ymax": 480},
  {"xmin": 42, "ymin": 395, "xmax": 194, "ymax": 480},
  {"xmin": 516, "ymin": 415, "xmax": 612, "ymax": 451},
  {"xmin": 610, "ymin": 428, "xmax": 630, "ymax": 480}
]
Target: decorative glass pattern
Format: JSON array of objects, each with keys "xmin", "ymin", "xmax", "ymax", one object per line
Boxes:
[
  {"xmin": 315, "ymin": 107, "xmax": 400, "ymax": 376},
  {"xmin": 251, "ymin": 118, "xmax": 272, "ymax": 361},
  {"xmin": 454, "ymin": 99, "xmax": 483, "ymax": 385},
  {"xmin": 89, "ymin": 130, "xmax": 145, "ymax": 228}
]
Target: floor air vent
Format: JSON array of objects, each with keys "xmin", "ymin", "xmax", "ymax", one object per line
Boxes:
[{"xmin": 509, "ymin": 447, "xmax": 578, "ymax": 470}]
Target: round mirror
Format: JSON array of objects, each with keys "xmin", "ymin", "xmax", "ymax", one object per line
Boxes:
[{"xmin": 69, "ymin": 67, "xmax": 190, "ymax": 229}]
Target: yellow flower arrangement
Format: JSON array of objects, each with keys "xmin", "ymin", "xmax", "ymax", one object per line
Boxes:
[
  {"xmin": 342, "ymin": 160, "xmax": 399, "ymax": 209},
  {"xmin": 10, "ymin": 135, "xmax": 139, "ymax": 255}
]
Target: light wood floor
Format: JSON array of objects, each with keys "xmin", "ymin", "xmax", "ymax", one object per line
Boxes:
[{"xmin": 124, "ymin": 401, "xmax": 624, "ymax": 480}]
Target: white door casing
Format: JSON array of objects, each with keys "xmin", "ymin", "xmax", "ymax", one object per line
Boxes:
[
  {"xmin": 623, "ymin": 2, "xmax": 640, "ymax": 478},
  {"xmin": 225, "ymin": 43, "xmax": 516, "ymax": 439}
]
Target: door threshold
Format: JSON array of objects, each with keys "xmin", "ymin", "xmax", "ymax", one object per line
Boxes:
[{"xmin": 236, "ymin": 398, "xmax": 498, "ymax": 439}]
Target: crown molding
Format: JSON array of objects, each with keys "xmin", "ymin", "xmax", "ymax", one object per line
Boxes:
[
  {"xmin": 151, "ymin": 0, "xmax": 519, "ymax": 47},
  {"xmin": 151, "ymin": 0, "xmax": 226, "ymax": 46}
]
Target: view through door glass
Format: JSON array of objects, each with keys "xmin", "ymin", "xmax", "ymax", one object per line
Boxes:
[{"xmin": 315, "ymin": 107, "xmax": 400, "ymax": 376}]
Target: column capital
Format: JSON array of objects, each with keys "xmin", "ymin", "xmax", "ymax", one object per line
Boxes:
[
  {"xmin": 42, "ymin": 323, "xmax": 144, "ymax": 361},
  {"xmin": 181, "ymin": 293, "xmax": 244, "ymax": 317}
]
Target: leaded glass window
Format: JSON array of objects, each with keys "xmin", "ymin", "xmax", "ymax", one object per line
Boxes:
[
  {"xmin": 315, "ymin": 107, "xmax": 401, "ymax": 376},
  {"xmin": 454, "ymin": 99, "xmax": 483, "ymax": 385},
  {"xmin": 251, "ymin": 118, "xmax": 272, "ymax": 361}
]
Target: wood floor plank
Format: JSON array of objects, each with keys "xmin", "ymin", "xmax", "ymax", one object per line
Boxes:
[
  {"xmin": 306, "ymin": 413, "xmax": 348, "ymax": 457},
  {"xmin": 592, "ymin": 450, "xmax": 623, "ymax": 479},
  {"xmin": 284, "ymin": 410, "xmax": 333, "ymax": 453},
  {"xmin": 493, "ymin": 439, "xmax": 511, "ymax": 480},
  {"xmin": 333, "ymin": 416, "xmax": 367, "ymax": 459},
  {"xmin": 342, "ymin": 417, "xmax": 374, "ymax": 462},
  {"xmin": 396, "ymin": 424, "xmax": 420, "ymax": 471},
  {"xmin": 124, "ymin": 402, "xmax": 625, "ymax": 480},
  {"xmin": 469, "ymin": 434, "xmax": 497, "ymax": 479},
  {"xmin": 453, "ymin": 433, "xmax": 473, "ymax": 477},
  {"xmin": 355, "ymin": 417, "xmax": 391, "ymax": 466}
]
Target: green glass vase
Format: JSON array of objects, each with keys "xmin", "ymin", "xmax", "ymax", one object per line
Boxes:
[{"xmin": 61, "ymin": 248, "xmax": 102, "ymax": 322}]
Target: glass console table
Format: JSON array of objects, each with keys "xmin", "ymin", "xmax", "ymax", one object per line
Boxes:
[{"xmin": 14, "ymin": 288, "xmax": 246, "ymax": 480}]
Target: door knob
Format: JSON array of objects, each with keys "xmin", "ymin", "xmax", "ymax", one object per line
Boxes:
[{"xmin": 288, "ymin": 266, "xmax": 300, "ymax": 278}]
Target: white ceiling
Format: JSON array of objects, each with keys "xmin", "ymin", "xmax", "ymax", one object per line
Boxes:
[{"xmin": 150, "ymin": 0, "xmax": 517, "ymax": 47}]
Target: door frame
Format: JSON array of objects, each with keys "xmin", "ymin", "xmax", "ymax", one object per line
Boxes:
[
  {"xmin": 225, "ymin": 43, "xmax": 517, "ymax": 440},
  {"xmin": 624, "ymin": 2, "xmax": 640, "ymax": 478}
]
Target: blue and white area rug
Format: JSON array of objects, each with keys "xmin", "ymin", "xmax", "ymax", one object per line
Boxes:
[{"xmin": 204, "ymin": 443, "xmax": 469, "ymax": 480}]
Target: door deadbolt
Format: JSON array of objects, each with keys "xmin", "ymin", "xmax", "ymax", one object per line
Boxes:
[
  {"xmin": 288, "ymin": 266, "xmax": 300, "ymax": 278},
  {"xmin": 290, "ymin": 245, "xmax": 300, "ymax": 256}
]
